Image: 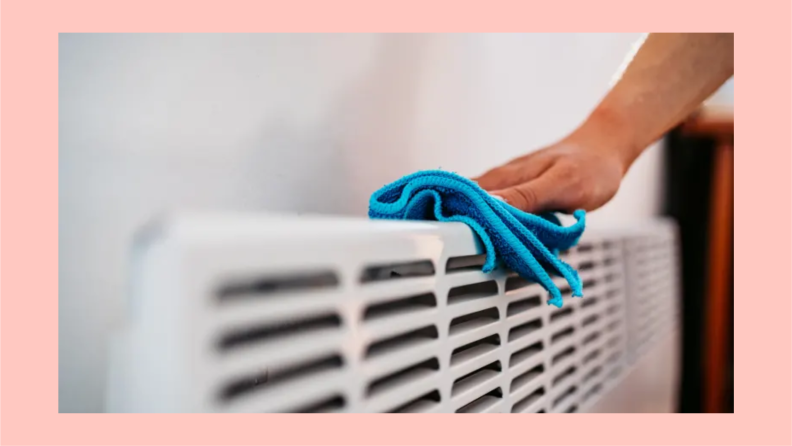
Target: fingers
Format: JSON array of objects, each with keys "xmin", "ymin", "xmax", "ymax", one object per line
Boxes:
[
  {"xmin": 490, "ymin": 164, "xmax": 574, "ymax": 213},
  {"xmin": 472, "ymin": 164, "xmax": 521, "ymax": 191},
  {"xmin": 473, "ymin": 153, "xmax": 551, "ymax": 191}
]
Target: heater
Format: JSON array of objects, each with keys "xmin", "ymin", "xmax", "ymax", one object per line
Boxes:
[{"xmin": 106, "ymin": 213, "xmax": 680, "ymax": 413}]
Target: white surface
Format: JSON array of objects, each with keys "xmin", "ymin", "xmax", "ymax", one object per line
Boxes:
[
  {"xmin": 589, "ymin": 330, "xmax": 680, "ymax": 413},
  {"xmin": 106, "ymin": 213, "xmax": 679, "ymax": 413},
  {"xmin": 61, "ymin": 33, "xmax": 679, "ymax": 412}
]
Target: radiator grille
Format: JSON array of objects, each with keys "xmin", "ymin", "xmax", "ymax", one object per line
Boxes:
[{"xmin": 109, "ymin": 215, "xmax": 679, "ymax": 413}]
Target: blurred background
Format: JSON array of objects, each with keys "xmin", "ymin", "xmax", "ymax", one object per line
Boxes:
[{"xmin": 59, "ymin": 33, "xmax": 733, "ymax": 413}]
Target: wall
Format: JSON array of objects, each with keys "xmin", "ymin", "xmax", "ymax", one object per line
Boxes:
[{"xmin": 60, "ymin": 33, "xmax": 659, "ymax": 412}]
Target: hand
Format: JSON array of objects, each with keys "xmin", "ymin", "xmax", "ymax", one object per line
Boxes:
[{"xmin": 473, "ymin": 136, "xmax": 628, "ymax": 214}]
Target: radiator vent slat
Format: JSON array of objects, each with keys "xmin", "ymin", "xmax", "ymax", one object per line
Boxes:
[
  {"xmin": 218, "ymin": 314, "xmax": 341, "ymax": 351},
  {"xmin": 551, "ymin": 326, "xmax": 575, "ymax": 344},
  {"xmin": 448, "ymin": 281, "xmax": 498, "ymax": 305},
  {"xmin": 292, "ymin": 395, "xmax": 345, "ymax": 413},
  {"xmin": 507, "ymin": 296, "xmax": 541, "ymax": 316},
  {"xmin": 446, "ymin": 255, "xmax": 487, "ymax": 273},
  {"xmin": 366, "ymin": 325, "xmax": 439, "ymax": 358},
  {"xmin": 456, "ymin": 387, "xmax": 502, "ymax": 413},
  {"xmin": 220, "ymin": 354, "xmax": 343, "ymax": 402},
  {"xmin": 217, "ymin": 271, "xmax": 339, "ymax": 301},
  {"xmin": 451, "ymin": 334, "xmax": 501, "ymax": 366},
  {"xmin": 512, "ymin": 387, "xmax": 545, "ymax": 413},
  {"xmin": 450, "ymin": 308, "xmax": 499, "ymax": 336},
  {"xmin": 511, "ymin": 364, "xmax": 544, "ymax": 393},
  {"xmin": 367, "ymin": 358, "xmax": 439, "ymax": 397},
  {"xmin": 391, "ymin": 390, "xmax": 441, "ymax": 413},
  {"xmin": 363, "ymin": 293, "xmax": 436, "ymax": 320},
  {"xmin": 505, "ymin": 275, "xmax": 534, "ymax": 292},
  {"xmin": 452, "ymin": 361, "xmax": 501, "ymax": 396},
  {"xmin": 361, "ymin": 260, "xmax": 435, "ymax": 283},
  {"xmin": 509, "ymin": 318, "xmax": 543, "ymax": 342},
  {"xmin": 510, "ymin": 341, "xmax": 544, "ymax": 367}
]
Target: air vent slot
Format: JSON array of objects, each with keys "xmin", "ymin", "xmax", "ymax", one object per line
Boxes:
[
  {"xmin": 582, "ymin": 297, "xmax": 599, "ymax": 309},
  {"xmin": 390, "ymin": 390, "xmax": 440, "ymax": 413},
  {"xmin": 505, "ymin": 275, "xmax": 533, "ymax": 292},
  {"xmin": 452, "ymin": 361, "xmax": 502, "ymax": 396},
  {"xmin": 292, "ymin": 395, "xmax": 345, "ymax": 413},
  {"xmin": 583, "ymin": 383, "xmax": 603, "ymax": 402},
  {"xmin": 361, "ymin": 260, "xmax": 435, "ymax": 283},
  {"xmin": 367, "ymin": 358, "xmax": 439, "ymax": 397},
  {"xmin": 507, "ymin": 296, "xmax": 541, "ymax": 316},
  {"xmin": 446, "ymin": 254, "xmax": 486, "ymax": 273},
  {"xmin": 449, "ymin": 307, "xmax": 499, "ymax": 336},
  {"xmin": 218, "ymin": 313, "xmax": 341, "ymax": 351},
  {"xmin": 511, "ymin": 387, "xmax": 545, "ymax": 413},
  {"xmin": 217, "ymin": 271, "xmax": 339, "ymax": 301},
  {"xmin": 510, "ymin": 364, "xmax": 544, "ymax": 393},
  {"xmin": 582, "ymin": 332, "xmax": 601, "ymax": 347},
  {"xmin": 552, "ymin": 366, "xmax": 577, "ymax": 387},
  {"xmin": 365, "ymin": 325, "xmax": 438, "ymax": 358},
  {"xmin": 566, "ymin": 404, "xmax": 578, "ymax": 413},
  {"xmin": 451, "ymin": 334, "xmax": 501, "ymax": 366},
  {"xmin": 219, "ymin": 354, "xmax": 342, "ymax": 402},
  {"xmin": 583, "ymin": 365, "xmax": 602, "ymax": 384},
  {"xmin": 456, "ymin": 387, "xmax": 502, "ymax": 413},
  {"xmin": 363, "ymin": 292, "xmax": 436, "ymax": 320},
  {"xmin": 510, "ymin": 341, "xmax": 544, "ymax": 367},
  {"xmin": 508, "ymin": 318, "xmax": 543, "ymax": 342},
  {"xmin": 578, "ymin": 261, "xmax": 596, "ymax": 271},
  {"xmin": 551, "ymin": 326, "xmax": 575, "ymax": 344},
  {"xmin": 552, "ymin": 385, "xmax": 577, "ymax": 409},
  {"xmin": 577, "ymin": 243, "xmax": 594, "ymax": 253},
  {"xmin": 582, "ymin": 314, "xmax": 600, "ymax": 328},
  {"xmin": 550, "ymin": 307, "xmax": 574, "ymax": 323},
  {"xmin": 448, "ymin": 280, "xmax": 498, "ymax": 305},
  {"xmin": 582, "ymin": 349, "xmax": 601, "ymax": 366},
  {"xmin": 551, "ymin": 346, "xmax": 576, "ymax": 365},
  {"xmin": 582, "ymin": 278, "xmax": 598, "ymax": 289}
]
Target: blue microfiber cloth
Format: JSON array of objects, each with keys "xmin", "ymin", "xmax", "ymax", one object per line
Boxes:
[{"xmin": 368, "ymin": 170, "xmax": 586, "ymax": 307}]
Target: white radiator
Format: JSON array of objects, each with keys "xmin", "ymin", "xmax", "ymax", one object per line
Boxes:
[{"xmin": 106, "ymin": 213, "xmax": 681, "ymax": 413}]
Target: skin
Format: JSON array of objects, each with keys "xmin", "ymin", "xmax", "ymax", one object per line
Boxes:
[{"xmin": 473, "ymin": 33, "xmax": 734, "ymax": 214}]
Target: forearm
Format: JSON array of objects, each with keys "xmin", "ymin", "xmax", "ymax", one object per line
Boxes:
[{"xmin": 569, "ymin": 33, "xmax": 734, "ymax": 172}]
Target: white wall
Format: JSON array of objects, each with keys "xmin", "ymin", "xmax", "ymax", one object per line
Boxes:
[{"xmin": 59, "ymin": 33, "xmax": 656, "ymax": 412}]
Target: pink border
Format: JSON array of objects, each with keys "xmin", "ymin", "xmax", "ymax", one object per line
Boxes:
[{"xmin": 1, "ymin": 0, "xmax": 789, "ymax": 444}]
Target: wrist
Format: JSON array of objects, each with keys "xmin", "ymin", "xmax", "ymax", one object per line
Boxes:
[{"xmin": 565, "ymin": 106, "xmax": 644, "ymax": 175}]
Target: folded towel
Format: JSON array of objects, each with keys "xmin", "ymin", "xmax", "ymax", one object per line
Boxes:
[{"xmin": 368, "ymin": 170, "xmax": 586, "ymax": 307}]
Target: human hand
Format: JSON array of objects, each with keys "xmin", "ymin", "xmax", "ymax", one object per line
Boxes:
[{"xmin": 473, "ymin": 135, "xmax": 629, "ymax": 214}]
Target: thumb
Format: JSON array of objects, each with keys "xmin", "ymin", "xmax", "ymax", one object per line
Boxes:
[{"xmin": 491, "ymin": 166, "xmax": 566, "ymax": 213}]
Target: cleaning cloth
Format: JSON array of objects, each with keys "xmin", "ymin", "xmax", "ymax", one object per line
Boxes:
[{"xmin": 368, "ymin": 170, "xmax": 586, "ymax": 307}]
